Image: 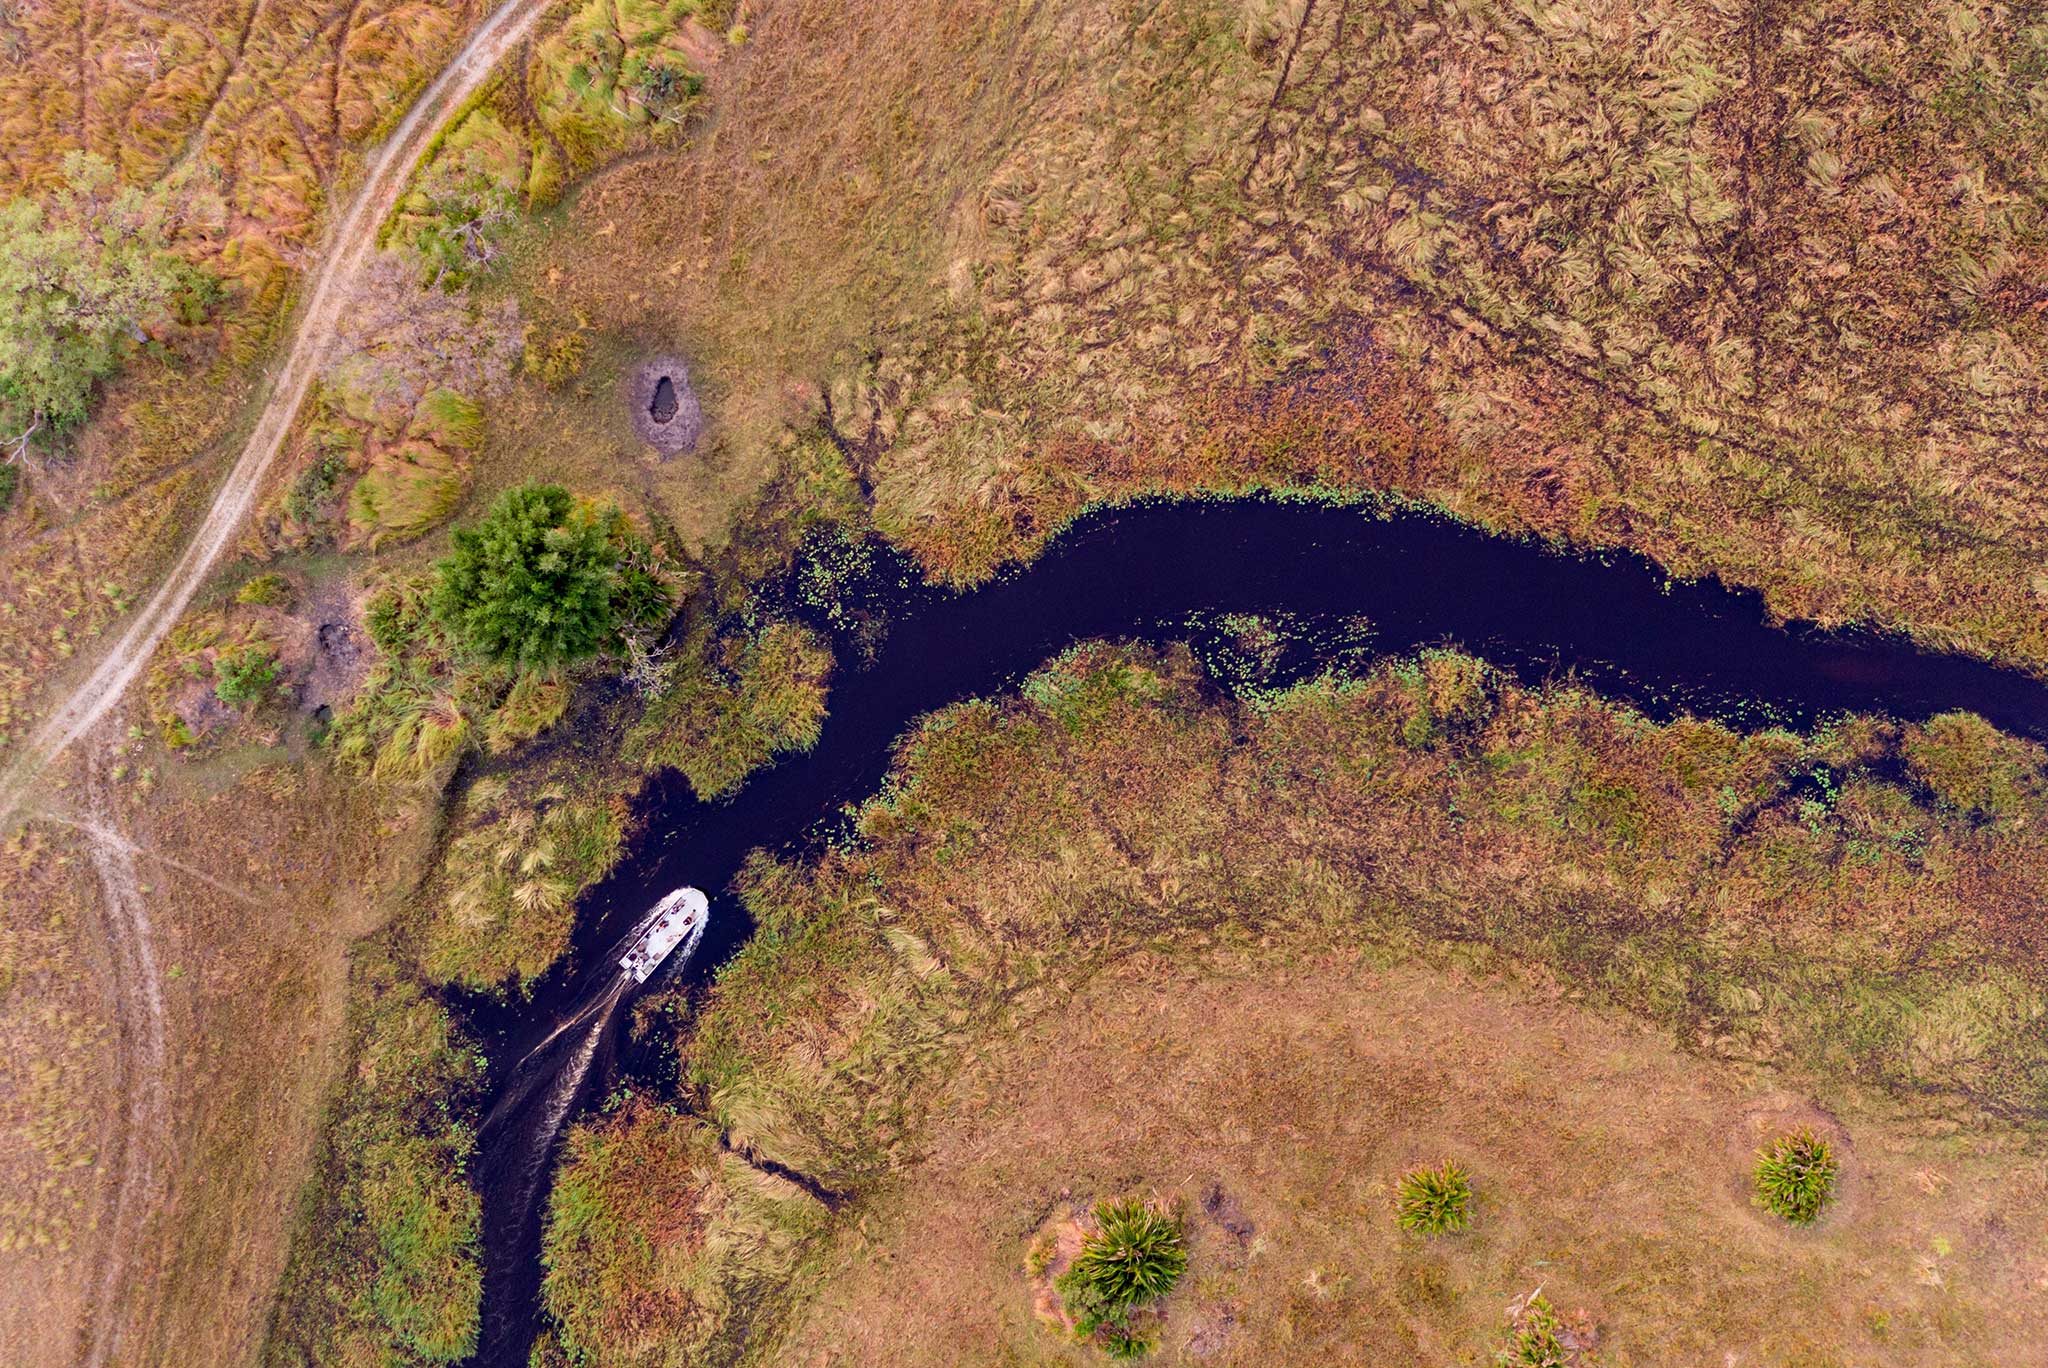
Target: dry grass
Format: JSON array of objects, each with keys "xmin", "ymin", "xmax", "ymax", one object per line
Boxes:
[
  {"xmin": 767, "ymin": 953, "xmax": 2048, "ymax": 1366},
  {"xmin": 510, "ymin": 0, "xmax": 2048, "ymax": 660},
  {"xmin": 0, "ymin": 734, "xmax": 423, "ymax": 1366},
  {"xmin": 0, "ymin": 822, "xmax": 120, "ymax": 1351},
  {"xmin": 6, "ymin": 1, "xmax": 2048, "ymax": 1363},
  {"xmin": 0, "ymin": 0, "xmax": 506, "ymax": 762}
]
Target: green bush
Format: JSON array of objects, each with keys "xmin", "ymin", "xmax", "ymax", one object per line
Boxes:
[
  {"xmin": 1754, "ymin": 1129, "xmax": 1838, "ymax": 1225},
  {"xmin": 0, "ymin": 153, "xmax": 197, "ymax": 444},
  {"xmin": 214, "ymin": 645, "xmax": 278, "ymax": 705},
  {"xmin": 1055, "ymin": 1198, "xmax": 1186, "ymax": 1353},
  {"xmin": 0, "ymin": 462, "xmax": 17, "ymax": 513},
  {"xmin": 431, "ymin": 483, "xmax": 671, "ymax": 668},
  {"xmin": 1397, "ymin": 1160, "xmax": 1473, "ymax": 1235}
]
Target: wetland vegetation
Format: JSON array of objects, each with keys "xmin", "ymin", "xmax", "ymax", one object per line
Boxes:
[{"xmin": 3, "ymin": 0, "xmax": 2047, "ymax": 1364}]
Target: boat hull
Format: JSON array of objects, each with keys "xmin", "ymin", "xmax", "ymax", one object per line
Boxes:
[{"xmin": 619, "ymin": 886, "xmax": 709, "ymax": 984}]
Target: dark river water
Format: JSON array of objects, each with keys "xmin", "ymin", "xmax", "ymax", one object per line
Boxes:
[{"xmin": 462, "ymin": 495, "xmax": 2048, "ymax": 1365}]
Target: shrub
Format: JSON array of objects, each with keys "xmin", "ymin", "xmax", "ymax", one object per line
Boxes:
[
  {"xmin": 0, "ymin": 462, "xmax": 17, "ymax": 513},
  {"xmin": 286, "ymin": 448, "xmax": 353, "ymax": 525},
  {"xmin": 214, "ymin": 645, "xmax": 278, "ymax": 705},
  {"xmin": 1397, "ymin": 1160, "xmax": 1473, "ymax": 1235},
  {"xmin": 324, "ymin": 255, "xmax": 521, "ymax": 430},
  {"xmin": 1754, "ymin": 1129, "xmax": 1838, "ymax": 1225},
  {"xmin": 1101, "ymin": 1324, "xmax": 1156, "ymax": 1360},
  {"xmin": 431, "ymin": 483, "xmax": 671, "ymax": 668},
  {"xmin": 1055, "ymin": 1198, "xmax": 1186, "ymax": 1351}
]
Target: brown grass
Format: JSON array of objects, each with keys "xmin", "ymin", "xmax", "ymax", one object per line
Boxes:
[
  {"xmin": 8, "ymin": 1, "xmax": 2048, "ymax": 1362},
  {"xmin": 769, "ymin": 952, "xmax": 2048, "ymax": 1365},
  {"xmin": 512, "ymin": 0, "xmax": 2048, "ymax": 659}
]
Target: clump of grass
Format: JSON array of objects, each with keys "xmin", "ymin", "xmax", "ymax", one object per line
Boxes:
[
  {"xmin": 1055, "ymin": 1198, "xmax": 1186, "ymax": 1356},
  {"xmin": 235, "ymin": 572, "xmax": 295, "ymax": 608},
  {"xmin": 1397, "ymin": 1160, "xmax": 1473, "ymax": 1235},
  {"xmin": 485, "ymin": 671, "xmax": 571, "ymax": 753},
  {"xmin": 409, "ymin": 388, "xmax": 486, "ymax": 452},
  {"xmin": 1905, "ymin": 711, "xmax": 2039, "ymax": 823},
  {"xmin": 1754, "ymin": 1129, "xmax": 1839, "ymax": 1225},
  {"xmin": 1498, "ymin": 1290, "xmax": 1590, "ymax": 1366},
  {"xmin": 522, "ymin": 328, "xmax": 587, "ymax": 385},
  {"xmin": 347, "ymin": 443, "xmax": 469, "ymax": 548}
]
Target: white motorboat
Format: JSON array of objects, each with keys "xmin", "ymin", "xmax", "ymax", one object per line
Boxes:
[{"xmin": 618, "ymin": 886, "xmax": 709, "ymax": 985}]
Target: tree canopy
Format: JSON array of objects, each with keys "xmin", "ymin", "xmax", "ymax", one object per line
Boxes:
[
  {"xmin": 0, "ymin": 153, "xmax": 192, "ymax": 455},
  {"xmin": 430, "ymin": 483, "xmax": 671, "ymax": 668}
]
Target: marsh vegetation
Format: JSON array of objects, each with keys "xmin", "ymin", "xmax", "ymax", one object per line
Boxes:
[{"xmin": 5, "ymin": 0, "xmax": 2048, "ymax": 1362}]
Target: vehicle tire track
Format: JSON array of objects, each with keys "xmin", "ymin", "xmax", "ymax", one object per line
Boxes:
[
  {"xmin": 0, "ymin": 4, "xmax": 559, "ymax": 1359},
  {"xmin": 78, "ymin": 746, "xmax": 169, "ymax": 1368}
]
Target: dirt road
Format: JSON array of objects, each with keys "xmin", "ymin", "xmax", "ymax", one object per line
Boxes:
[{"xmin": 0, "ymin": 0, "xmax": 558, "ymax": 826}]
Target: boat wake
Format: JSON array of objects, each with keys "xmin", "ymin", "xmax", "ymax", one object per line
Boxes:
[{"xmin": 468, "ymin": 887, "xmax": 710, "ymax": 1365}]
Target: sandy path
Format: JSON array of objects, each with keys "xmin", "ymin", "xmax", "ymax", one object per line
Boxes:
[
  {"xmin": 0, "ymin": 0, "xmax": 558, "ymax": 826},
  {"xmin": 79, "ymin": 752, "xmax": 169, "ymax": 1368}
]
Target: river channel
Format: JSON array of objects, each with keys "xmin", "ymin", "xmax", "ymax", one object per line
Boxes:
[{"xmin": 463, "ymin": 495, "xmax": 2048, "ymax": 1365}]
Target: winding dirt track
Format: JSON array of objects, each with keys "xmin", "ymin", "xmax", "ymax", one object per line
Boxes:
[{"xmin": 0, "ymin": 0, "xmax": 557, "ymax": 826}]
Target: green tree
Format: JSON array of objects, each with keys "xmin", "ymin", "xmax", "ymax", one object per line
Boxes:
[
  {"xmin": 430, "ymin": 483, "xmax": 671, "ymax": 668},
  {"xmin": 0, "ymin": 153, "xmax": 193, "ymax": 459}
]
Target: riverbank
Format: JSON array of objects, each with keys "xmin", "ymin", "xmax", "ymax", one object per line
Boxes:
[{"xmin": 534, "ymin": 641, "xmax": 2048, "ymax": 1363}]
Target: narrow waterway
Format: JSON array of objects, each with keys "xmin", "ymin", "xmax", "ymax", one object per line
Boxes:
[{"xmin": 466, "ymin": 495, "xmax": 2048, "ymax": 1365}]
